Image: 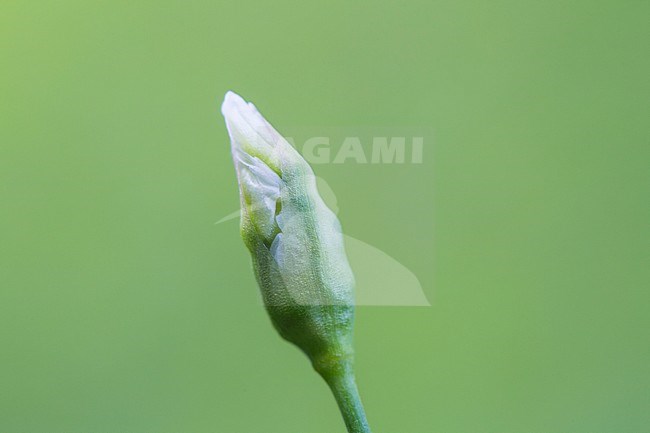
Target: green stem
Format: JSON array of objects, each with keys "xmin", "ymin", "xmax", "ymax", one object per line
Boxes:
[{"xmin": 321, "ymin": 363, "xmax": 371, "ymax": 433}]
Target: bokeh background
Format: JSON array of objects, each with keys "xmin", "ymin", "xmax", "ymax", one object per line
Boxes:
[{"xmin": 1, "ymin": 1, "xmax": 649, "ymax": 432}]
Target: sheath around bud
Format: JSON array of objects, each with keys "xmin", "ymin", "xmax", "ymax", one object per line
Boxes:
[
  {"xmin": 221, "ymin": 91, "xmax": 371, "ymax": 433},
  {"xmin": 221, "ymin": 90, "xmax": 356, "ymax": 359}
]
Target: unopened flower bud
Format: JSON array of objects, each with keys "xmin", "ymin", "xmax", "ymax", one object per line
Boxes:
[{"xmin": 221, "ymin": 91, "xmax": 371, "ymax": 433}]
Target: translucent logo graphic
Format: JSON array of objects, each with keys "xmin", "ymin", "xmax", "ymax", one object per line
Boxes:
[{"xmin": 218, "ymin": 126, "xmax": 432, "ymax": 307}]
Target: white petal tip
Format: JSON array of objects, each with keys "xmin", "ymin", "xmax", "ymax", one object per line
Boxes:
[{"xmin": 221, "ymin": 90, "xmax": 247, "ymax": 117}]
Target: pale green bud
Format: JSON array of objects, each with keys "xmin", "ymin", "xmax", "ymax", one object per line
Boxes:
[{"xmin": 221, "ymin": 91, "xmax": 370, "ymax": 433}]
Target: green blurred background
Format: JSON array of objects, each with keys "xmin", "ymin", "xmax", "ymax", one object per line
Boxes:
[{"xmin": 1, "ymin": 1, "xmax": 649, "ymax": 432}]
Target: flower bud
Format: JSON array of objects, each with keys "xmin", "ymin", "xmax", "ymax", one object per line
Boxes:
[{"xmin": 221, "ymin": 91, "xmax": 370, "ymax": 433}]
